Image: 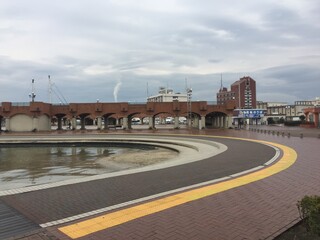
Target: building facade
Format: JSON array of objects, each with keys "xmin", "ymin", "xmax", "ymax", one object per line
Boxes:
[
  {"xmin": 216, "ymin": 87, "xmax": 235, "ymax": 105},
  {"xmin": 256, "ymin": 100, "xmax": 315, "ymax": 124},
  {"xmin": 257, "ymin": 101, "xmax": 288, "ymax": 109},
  {"xmin": 231, "ymin": 76, "xmax": 256, "ymax": 109},
  {"xmin": 147, "ymin": 87, "xmax": 188, "ymax": 102},
  {"xmin": 217, "ymin": 76, "xmax": 256, "ymax": 109}
]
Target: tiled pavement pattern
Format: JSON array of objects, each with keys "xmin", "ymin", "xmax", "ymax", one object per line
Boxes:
[
  {"xmin": 0, "ymin": 200, "xmax": 40, "ymax": 239},
  {"xmin": 1, "ymin": 128, "xmax": 319, "ymax": 239},
  {"xmin": 1, "ymin": 137, "xmax": 273, "ymax": 225}
]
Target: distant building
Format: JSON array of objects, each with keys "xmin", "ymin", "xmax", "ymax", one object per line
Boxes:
[
  {"xmin": 217, "ymin": 76, "xmax": 256, "ymax": 109},
  {"xmin": 313, "ymin": 97, "xmax": 320, "ymax": 106},
  {"xmin": 231, "ymin": 76, "xmax": 256, "ymax": 109},
  {"xmin": 216, "ymin": 87, "xmax": 235, "ymax": 105},
  {"xmin": 257, "ymin": 100, "xmax": 315, "ymax": 124},
  {"xmin": 147, "ymin": 87, "xmax": 187, "ymax": 102},
  {"xmin": 296, "ymin": 98, "xmax": 320, "ymax": 107},
  {"xmin": 295, "ymin": 100, "xmax": 313, "ymax": 106},
  {"xmin": 257, "ymin": 101, "xmax": 288, "ymax": 109}
]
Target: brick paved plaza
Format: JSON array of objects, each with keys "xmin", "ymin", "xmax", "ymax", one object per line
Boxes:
[{"xmin": 0, "ymin": 127, "xmax": 319, "ymax": 240}]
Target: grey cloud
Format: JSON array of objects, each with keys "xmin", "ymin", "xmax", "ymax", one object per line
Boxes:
[
  {"xmin": 260, "ymin": 65, "xmax": 320, "ymax": 83},
  {"xmin": 255, "ymin": 64, "xmax": 320, "ymax": 102},
  {"xmin": 208, "ymin": 59, "xmax": 223, "ymax": 63},
  {"xmin": 0, "ymin": 1, "xmax": 319, "ymax": 104}
]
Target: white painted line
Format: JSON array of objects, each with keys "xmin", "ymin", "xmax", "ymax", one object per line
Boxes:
[
  {"xmin": 230, "ymin": 166, "xmax": 264, "ymax": 178},
  {"xmin": 264, "ymin": 145, "xmax": 281, "ymax": 166},
  {"xmin": 0, "ymin": 136, "xmax": 227, "ymax": 196},
  {"xmin": 40, "ymin": 175, "xmax": 233, "ymax": 228},
  {"xmin": 40, "ymin": 143, "xmax": 282, "ymax": 228}
]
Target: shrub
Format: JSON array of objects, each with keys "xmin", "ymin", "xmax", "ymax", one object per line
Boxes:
[
  {"xmin": 267, "ymin": 117, "xmax": 275, "ymax": 124},
  {"xmin": 279, "ymin": 117, "xmax": 285, "ymax": 124},
  {"xmin": 297, "ymin": 195, "xmax": 320, "ymax": 236}
]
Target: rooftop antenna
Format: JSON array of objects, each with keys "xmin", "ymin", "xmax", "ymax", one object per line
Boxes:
[
  {"xmin": 29, "ymin": 79, "xmax": 36, "ymax": 102},
  {"xmin": 220, "ymin": 73, "xmax": 223, "ymax": 90},
  {"xmin": 146, "ymin": 82, "xmax": 149, "ymax": 99}
]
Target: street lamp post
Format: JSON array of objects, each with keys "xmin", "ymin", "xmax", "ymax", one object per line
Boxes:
[{"xmin": 29, "ymin": 79, "xmax": 36, "ymax": 102}]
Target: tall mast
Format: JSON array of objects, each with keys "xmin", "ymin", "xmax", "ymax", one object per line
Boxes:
[
  {"xmin": 30, "ymin": 79, "xmax": 36, "ymax": 102},
  {"xmin": 48, "ymin": 75, "xmax": 52, "ymax": 103},
  {"xmin": 146, "ymin": 82, "xmax": 149, "ymax": 99}
]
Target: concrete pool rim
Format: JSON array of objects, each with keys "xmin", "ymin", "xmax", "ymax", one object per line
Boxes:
[{"xmin": 0, "ymin": 134, "xmax": 228, "ymax": 196}]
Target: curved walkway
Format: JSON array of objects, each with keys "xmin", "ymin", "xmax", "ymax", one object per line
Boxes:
[{"xmin": 0, "ymin": 129, "xmax": 319, "ymax": 239}]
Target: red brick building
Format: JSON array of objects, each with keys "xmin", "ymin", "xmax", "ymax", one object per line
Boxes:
[{"xmin": 217, "ymin": 76, "xmax": 256, "ymax": 109}]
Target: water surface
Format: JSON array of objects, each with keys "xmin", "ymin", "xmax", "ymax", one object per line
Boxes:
[{"xmin": 0, "ymin": 143, "xmax": 177, "ymax": 190}]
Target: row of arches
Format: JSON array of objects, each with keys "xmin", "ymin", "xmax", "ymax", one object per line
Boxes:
[{"xmin": 0, "ymin": 111, "xmax": 232, "ymax": 132}]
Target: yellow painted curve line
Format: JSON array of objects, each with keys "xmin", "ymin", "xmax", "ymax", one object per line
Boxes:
[{"xmin": 58, "ymin": 137, "xmax": 297, "ymax": 239}]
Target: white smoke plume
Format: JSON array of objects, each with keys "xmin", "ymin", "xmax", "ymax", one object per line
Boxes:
[{"xmin": 113, "ymin": 81, "xmax": 122, "ymax": 102}]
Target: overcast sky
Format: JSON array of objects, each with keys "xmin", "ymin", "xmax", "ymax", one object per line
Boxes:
[{"xmin": 0, "ymin": 0, "xmax": 319, "ymax": 104}]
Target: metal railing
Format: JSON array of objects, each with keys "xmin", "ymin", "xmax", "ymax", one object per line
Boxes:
[
  {"xmin": 128, "ymin": 102, "xmax": 147, "ymax": 105},
  {"xmin": 52, "ymin": 103, "xmax": 69, "ymax": 106},
  {"xmin": 207, "ymin": 101, "xmax": 217, "ymax": 105},
  {"xmin": 12, "ymin": 102, "xmax": 30, "ymax": 106}
]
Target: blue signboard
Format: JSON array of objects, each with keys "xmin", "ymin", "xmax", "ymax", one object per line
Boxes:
[{"xmin": 237, "ymin": 109, "xmax": 265, "ymax": 118}]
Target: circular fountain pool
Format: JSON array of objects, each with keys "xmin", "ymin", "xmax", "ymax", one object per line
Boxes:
[
  {"xmin": 0, "ymin": 142, "xmax": 178, "ymax": 191},
  {"xmin": 0, "ymin": 135, "xmax": 227, "ymax": 194}
]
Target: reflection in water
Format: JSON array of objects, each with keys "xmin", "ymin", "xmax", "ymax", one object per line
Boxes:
[{"xmin": 0, "ymin": 144, "xmax": 171, "ymax": 191}]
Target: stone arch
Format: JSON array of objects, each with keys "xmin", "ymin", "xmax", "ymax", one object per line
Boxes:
[
  {"xmin": 8, "ymin": 114, "xmax": 50, "ymax": 132},
  {"xmin": 205, "ymin": 111, "xmax": 229, "ymax": 128},
  {"xmin": 100, "ymin": 113, "xmax": 117, "ymax": 129},
  {"xmin": 38, "ymin": 114, "xmax": 51, "ymax": 131},
  {"xmin": 78, "ymin": 113, "xmax": 91, "ymax": 130},
  {"xmin": 9, "ymin": 114, "xmax": 33, "ymax": 131},
  {"xmin": 149, "ymin": 111, "xmax": 182, "ymax": 129},
  {"xmin": 126, "ymin": 112, "xmax": 142, "ymax": 129},
  {"xmin": 153, "ymin": 111, "xmax": 172, "ymax": 125},
  {"xmin": 52, "ymin": 113, "xmax": 67, "ymax": 130},
  {"xmin": 128, "ymin": 112, "xmax": 150, "ymax": 129},
  {"xmin": 178, "ymin": 111, "xmax": 203, "ymax": 129},
  {"xmin": 85, "ymin": 115, "xmax": 95, "ymax": 126},
  {"xmin": 107, "ymin": 116, "xmax": 117, "ymax": 125}
]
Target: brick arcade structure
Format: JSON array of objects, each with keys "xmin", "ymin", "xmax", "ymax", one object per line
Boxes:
[
  {"xmin": 304, "ymin": 106, "xmax": 320, "ymax": 128},
  {"xmin": 0, "ymin": 100, "xmax": 236, "ymax": 132}
]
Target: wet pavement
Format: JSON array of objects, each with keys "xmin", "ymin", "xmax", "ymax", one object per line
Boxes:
[{"xmin": 0, "ymin": 126, "xmax": 319, "ymax": 239}]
